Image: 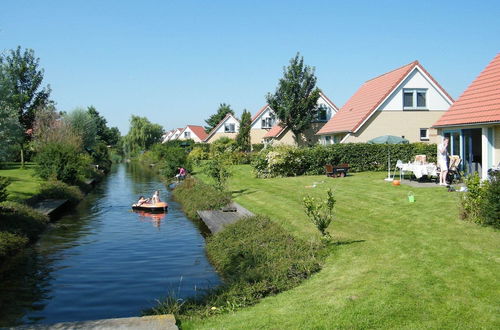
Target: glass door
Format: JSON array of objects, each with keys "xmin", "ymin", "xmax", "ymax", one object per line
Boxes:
[{"xmin": 462, "ymin": 128, "xmax": 483, "ymax": 175}]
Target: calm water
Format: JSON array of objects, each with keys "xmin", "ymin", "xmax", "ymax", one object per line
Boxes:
[{"xmin": 0, "ymin": 164, "xmax": 220, "ymax": 326}]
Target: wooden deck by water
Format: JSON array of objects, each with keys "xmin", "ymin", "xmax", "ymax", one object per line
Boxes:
[
  {"xmin": 32, "ymin": 199, "xmax": 68, "ymax": 216},
  {"xmin": 197, "ymin": 202, "xmax": 254, "ymax": 234}
]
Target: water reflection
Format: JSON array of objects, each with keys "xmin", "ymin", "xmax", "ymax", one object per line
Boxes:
[{"xmin": 0, "ymin": 163, "xmax": 220, "ymax": 326}]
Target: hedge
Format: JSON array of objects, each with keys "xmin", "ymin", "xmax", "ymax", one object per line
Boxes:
[{"xmin": 252, "ymin": 143, "xmax": 437, "ymax": 177}]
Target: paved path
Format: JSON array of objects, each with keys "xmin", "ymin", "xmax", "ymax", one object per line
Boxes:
[
  {"xmin": 13, "ymin": 315, "xmax": 177, "ymax": 330},
  {"xmin": 197, "ymin": 202, "xmax": 254, "ymax": 233}
]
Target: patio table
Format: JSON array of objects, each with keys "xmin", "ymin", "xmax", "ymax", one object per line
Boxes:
[{"xmin": 399, "ymin": 163, "xmax": 438, "ymax": 180}]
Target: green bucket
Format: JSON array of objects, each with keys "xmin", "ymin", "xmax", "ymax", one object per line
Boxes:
[{"xmin": 408, "ymin": 192, "xmax": 415, "ymax": 203}]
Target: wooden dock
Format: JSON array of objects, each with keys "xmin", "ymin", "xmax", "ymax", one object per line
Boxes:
[
  {"xmin": 32, "ymin": 199, "xmax": 69, "ymax": 217},
  {"xmin": 197, "ymin": 202, "xmax": 254, "ymax": 234}
]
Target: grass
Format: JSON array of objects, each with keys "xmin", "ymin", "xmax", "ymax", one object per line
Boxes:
[
  {"xmin": 184, "ymin": 165, "xmax": 499, "ymax": 329},
  {"xmin": 0, "ymin": 163, "xmax": 42, "ymax": 201}
]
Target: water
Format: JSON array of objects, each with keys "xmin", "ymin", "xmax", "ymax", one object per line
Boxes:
[{"xmin": 0, "ymin": 164, "xmax": 220, "ymax": 326}]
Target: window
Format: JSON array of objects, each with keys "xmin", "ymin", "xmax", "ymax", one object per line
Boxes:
[
  {"xmin": 420, "ymin": 128, "xmax": 429, "ymax": 141},
  {"xmin": 316, "ymin": 105, "xmax": 330, "ymax": 122},
  {"xmin": 333, "ymin": 135, "xmax": 341, "ymax": 144},
  {"xmin": 261, "ymin": 117, "xmax": 275, "ymax": 129},
  {"xmin": 184, "ymin": 131, "xmax": 191, "ymax": 138},
  {"xmin": 224, "ymin": 123, "xmax": 235, "ymax": 132},
  {"xmin": 324, "ymin": 136, "xmax": 331, "ymax": 145},
  {"xmin": 403, "ymin": 89, "xmax": 427, "ymax": 109}
]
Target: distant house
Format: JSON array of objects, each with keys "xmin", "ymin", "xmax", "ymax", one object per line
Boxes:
[
  {"xmin": 252, "ymin": 92, "xmax": 338, "ymax": 146},
  {"xmin": 169, "ymin": 128, "xmax": 184, "ymax": 141},
  {"xmin": 316, "ymin": 61, "xmax": 453, "ymax": 144},
  {"xmin": 161, "ymin": 129, "xmax": 175, "ymax": 143},
  {"xmin": 177, "ymin": 125, "xmax": 208, "ymax": 142},
  {"xmin": 204, "ymin": 113, "xmax": 240, "ymax": 143},
  {"xmin": 433, "ymin": 53, "xmax": 500, "ymax": 178}
]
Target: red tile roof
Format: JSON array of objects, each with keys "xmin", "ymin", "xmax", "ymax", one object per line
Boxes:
[
  {"xmin": 433, "ymin": 53, "xmax": 500, "ymax": 127},
  {"xmin": 317, "ymin": 61, "xmax": 452, "ymax": 135},
  {"xmin": 186, "ymin": 125, "xmax": 208, "ymax": 140},
  {"xmin": 264, "ymin": 124, "xmax": 286, "ymax": 138}
]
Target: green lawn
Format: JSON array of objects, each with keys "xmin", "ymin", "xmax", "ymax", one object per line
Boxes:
[
  {"xmin": 0, "ymin": 163, "xmax": 42, "ymax": 201},
  {"xmin": 186, "ymin": 165, "xmax": 499, "ymax": 329}
]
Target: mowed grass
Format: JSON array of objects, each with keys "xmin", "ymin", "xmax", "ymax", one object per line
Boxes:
[
  {"xmin": 186, "ymin": 165, "xmax": 499, "ymax": 329},
  {"xmin": 0, "ymin": 163, "xmax": 42, "ymax": 201}
]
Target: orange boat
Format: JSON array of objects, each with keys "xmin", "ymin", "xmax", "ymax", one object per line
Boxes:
[{"xmin": 131, "ymin": 201, "xmax": 168, "ymax": 213}]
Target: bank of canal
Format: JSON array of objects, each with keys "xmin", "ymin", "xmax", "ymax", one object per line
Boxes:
[{"xmin": 0, "ymin": 164, "xmax": 220, "ymax": 326}]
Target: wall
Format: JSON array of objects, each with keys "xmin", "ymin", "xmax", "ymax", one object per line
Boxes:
[
  {"xmin": 213, "ymin": 116, "xmax": 240, "ymax": 134},
  {"xmin": 269, "ymin": 123, "xmax": 326, "ymax": 146},
  {"xmin": 379, "ymin": 68, "xmax": 452, "ymax": 111},
  {"xmin": 346, "ymin": 110, "xmax": 445, "ymax": 143},
  {"xmin": 494, "ymin": 125, "xmax": 500, "ymax": 167},
  {"xmin": 250, "ymin": 129, "xmax": 269, "ymax": 144},
  {"xmin": 206, "ymin": 132, "xmax": 238, "ymax": 143}
]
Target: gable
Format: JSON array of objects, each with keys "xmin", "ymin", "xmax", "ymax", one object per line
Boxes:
[
  {"xmin": 251, "ymin": 106, "xmax": 275, "ymax": 129},
  {"xmin": 379, "ymin": 67, "xmax": 453, "ymax": 111}
]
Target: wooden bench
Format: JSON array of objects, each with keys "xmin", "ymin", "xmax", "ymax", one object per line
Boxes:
[{"xmin": 325, "ymin": 164, "xmax": 350, "ymax": 178}]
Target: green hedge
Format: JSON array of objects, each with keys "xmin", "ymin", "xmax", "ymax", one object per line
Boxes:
[
  {"xmin": 252, "ymin": 143, "xmax": 437, "ymax": 177},
  {"xmin": 36, "ymin": 181, "xmax": 84, "ymax": 206},
  {"xmin": 0, "ymin": 201, "xmax": 49, "ymax": 241},
  {"xmin": 0, "ymin": 231, "xmax": 28, "ymax": 262}
]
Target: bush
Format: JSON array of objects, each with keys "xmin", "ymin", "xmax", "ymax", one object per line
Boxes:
[
  {"xmin": 480, "ymin": 171, "xmax": 500, "ymax": 228},
  {"xmin": 36, "ymin": 181, "xmax": 84, "ymax": 206},
  {"xmin": 91, "ymin": 142, "xmax": 112, "ymax": 173},
  {"xmin": 252, "ymin": 143, "xmax": 437, "ymax": 177},
  {"xmin": 172, "ymin": 177, "xmax": 231, "ymax": 220},
  {"xmin": 209, "ymin": 137, "xmax": 237, "ymax": 156},
  {"xmin": 187, "ymin": 146, "xmax": 209, "ymax": 166},
  {"xmin": 252, "ymin": 143, "xmax": 265, "ymax": 152},
  {"xmin": 303, "ymin": 189, "xmax": 336, "ymax": 239},
  {"xmin": 204, "ymin": 158, "xmax": 232, "ymax": 190},
  {"xmin": 0, "ymin": 176, "xmax": 10, "ymax": 202},
  {"xmin": 146, "ymin": 216, "xmax": 324, "ymax": 318},
  {"xmin": 460, "ymin": 172, "xmax": 499, "ymax": 228},
  {"xmin": 0, "ymin": 232, "xmax": 28, "ymax": 262},
  {"xmin": 0, "ymin": 201, "xmax": 49, "ymax": 241},
  {"xmin": 34, "ymin": 142, "xmax": 92, "ymax": 184}
]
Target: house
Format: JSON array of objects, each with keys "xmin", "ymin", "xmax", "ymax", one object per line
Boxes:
[
  {"xmin": 177, "ymin": 125, "xmax": 208, "ymax": 142},
  {"xmin": 316, "ymin": 61, "xmax": 454, "ymax": 144},
  {"xmin": 433, "ymin": 53, "xmax": 500, "ymax": 178},
  {"xmin": 169, "ymin": 128, "xmax": 184, "ymax": 141},
  {"xmin": 252, "ymin": 92, "xmax": 339, "ymax": 146},
  {"xmin": 203, "ymin": 113, "xmax": 240, "ymax": 143},
  {"xmin": 161, "ymin": 129, "xmax": 175, "ymax": 143}
]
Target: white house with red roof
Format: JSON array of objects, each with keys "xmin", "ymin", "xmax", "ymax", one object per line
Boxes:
[
  {"xmin": 316, "ymin": 61, "xmax": 453, "ymax": 144},
  {"xmin": 433, "ymin": 53, "xmax": 500, "ymax": 178},
  {"xmin": 168, "ymin": 127, "xmax": 184, "ymax": 141},
  {"xmin": 252, "ymin": 92, "xmax": 339, "ymax": 146},
  {"xmin": 161, "ymin": 129, "xmax": 175, "ymax": 143},
  {"xmin": 176, "ymin": 125, "xmax": 208, "ymax": 142},
  {"xmin": 204, "ymin": 113, "xmax": 240, "ymax": 143}
]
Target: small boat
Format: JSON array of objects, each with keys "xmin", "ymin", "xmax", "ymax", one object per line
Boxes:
[{"xmin": 131, "ymin": 201, "xmax": 168, "ymax": 213}]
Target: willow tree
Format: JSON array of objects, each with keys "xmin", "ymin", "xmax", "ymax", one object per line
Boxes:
[
  {"xmin": 266, "ymin": 53, "xmax": 320, "ymax": 144},
  {"xmin": 123, "ymin": 115, "xmax": 163, "ymax": 154}
]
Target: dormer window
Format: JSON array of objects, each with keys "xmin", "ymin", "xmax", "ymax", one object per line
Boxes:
[
  {"xmin": 184, "ymin": 131, "xmax": 190, "ymax": 138},
  {"xmin": 403, "ymin": 89, "xmax": 427, "ymax": 109},
  {"xmin": 261, "ymin": 116, "xmax": 275, "ymax": 129},
  {"xmin": 224, "ymin": 123, "xmax": 235, "ymax": 132},
  {"xmin": 316, "ymin": 105, "xmax": 330, "ymax": 121}
]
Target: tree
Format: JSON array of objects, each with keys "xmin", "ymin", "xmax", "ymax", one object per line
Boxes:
[
  {"xmin": 87, "ymin": 106, "xmax": 121, "ymax": 146},
  {"xmin": 303, "ymin": 189, "xmax": 336, "ymax": 240},
  {"xmin": 266, "ymin": 53, "xmax": 321, "ymax": 144},
  {"xmin": 123, "ymin": 115, "xmax": 163, "ymax": 154},
  {"xmin": 32, "ymin": 105, "xmax": 82, "ymax": 151},
  {"xmin": 0, "ymin": 107, "xmax": 23, "ymax": 162},
  {"xmin": 235, "ymin": 109, "xmax": 252, "ymax": 152},
  {"xmin": 0, "ymin": 46, "xmax": 52, "ymax": 166},
  {"xmin": 64, "ymin": 108, "xmax": 98, "ymax": 150},
  {"xmin": 204, "ymin": 103, "xmax": 235, "ymax": 133}
]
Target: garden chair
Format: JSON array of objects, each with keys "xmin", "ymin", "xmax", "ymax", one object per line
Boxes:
[
  {"xmin": 324, "ymin": 164, "xmax": 334, "ymax": 177},
  {"xmin": 414, "ymin": 155, "xmax": 427, "ymax": 164},
  {"xmin": 447, "ymin": 155, "xmax": 462, "ymax": 184}
]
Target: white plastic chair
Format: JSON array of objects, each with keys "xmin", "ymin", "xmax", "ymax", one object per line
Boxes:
[{"xmin": 393, "ymin": 160, "xmax": 404, "ymax": 180}]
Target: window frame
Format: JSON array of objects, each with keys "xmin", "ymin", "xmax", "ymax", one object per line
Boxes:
[
  {"xmin": 224, "ymin": 123, "xmax": 236, "ymax": 133},
  {"xmin": 419, "ymin": 128, "xmax": 429, "ymax": 141},
  {"xmin": 403, "ymin": 88, "xmax": 428, "ymax": 110}
]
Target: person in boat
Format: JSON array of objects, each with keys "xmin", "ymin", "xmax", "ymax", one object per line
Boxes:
[
  {"xmin": 137, "ymin": 196, "xmax": 150, "ymax": 205},
  {"xmin": 151, "ymin": 190, "xmax": 161, "ymax": 204},
  {"xmin": 175, "ymin": 167, "xmax": 187, "ymax": 182}
]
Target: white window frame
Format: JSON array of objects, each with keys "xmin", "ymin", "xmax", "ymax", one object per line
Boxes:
[
  {"xmin": 224, "ymin": 123, "xmax": 235, "ymax": 133},
  {"xmin": 184, "ymin": 131, "xmax": 191, "ymax": 138},
  {"xmin": 419, "ymin": 128, "xmax": 429, "ymax": 141},
  {"xmin": 403, "ymin": 88, "xmax": 427, "ymax": 110}
]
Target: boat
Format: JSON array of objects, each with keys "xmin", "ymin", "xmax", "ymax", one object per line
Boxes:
[{"xmin": 131, "ymin": 201, "xmax": 168, "ymax": 213}]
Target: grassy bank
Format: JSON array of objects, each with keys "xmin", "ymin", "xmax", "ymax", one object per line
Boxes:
[
  {"xmin": 0, "ymin": 163, "xmax": 42, "ymax": 201},
  {"xmin": 184, "ymin": 165, "xmax": 499, "ymax": 329}
]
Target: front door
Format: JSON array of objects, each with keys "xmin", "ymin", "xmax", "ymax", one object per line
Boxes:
[{"xmin": 462, "ymin": 128, "xmax": 483, "ymax": 176}]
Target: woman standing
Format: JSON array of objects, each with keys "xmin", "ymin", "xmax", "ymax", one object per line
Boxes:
[{"xmin": 438, "ymin": 137, "xmax": 449, "ymax": 186}]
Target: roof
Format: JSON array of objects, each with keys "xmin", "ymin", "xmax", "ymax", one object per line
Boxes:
[
  {"xmin": 186, "ymin": 125, "xmax": 208, "ymax": 140},
  {"xmin": 204, "ymin": 113, "xmax": 240, "ymax": 142},
  {"xmin": 317, "ymin": 61, "xmax": 452, "ymax": 135},
  {"xmin": 433, "ymin": 53, "xmax": 500, "ymax": 127},
  {"xmin": 264, "ymin": 124, "xmax": 287, "ymax": 138},
  {"xmin": 319, "ymin": 91, "xmax": 339, "ymax": 111},
  {"xmin": 251, "ymin": 104, "xmax": 270, "ymax": 124}
]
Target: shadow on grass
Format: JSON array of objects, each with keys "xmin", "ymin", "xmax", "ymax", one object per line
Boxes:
[
  {"xmin": 231, "ymin": 189, "xmax": 258, "ymax": 198},
  {"xmin": 332, "ymin": 239, "xmax": 366, "ymax": 246}
]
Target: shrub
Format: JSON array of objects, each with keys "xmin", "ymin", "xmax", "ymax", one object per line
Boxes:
[
  {"xmin": 252, "ymin": 143, "xmax": 265, "ymax": 152},
  {"xmin": 0, "ymin": 176, "xmax": 10, "ymax": 202},
  {"xmin": 91, "ymin": 142, "xmax": 112, "ymax": 173},
  {"xmin": 0, "ymin": 232, "xmax": 28, "ymax": 262},
  {"xmin": 172, "ymin": 177, "xmax": 231, "ymax": 220},
  {"xmin": 0, "ymin": 201, "xmax": 49, "ymax": 241},
  {"xmin": 159, "ymin": 146, "xmax": 192, "ymax": 179},
  {"xmin": 187, "ymin": 146, "xmax": 209, "ymax": 166},
  {"xmin": 252, "ymin": 143, "xmax": 437, "ymax": 177},
  {"xmin": 209, "ymin": 137, "xmax": 237, "ymax": 156},
  {"xmin": 204, "ymin": 158, "xmax": 232, "ymax": 190},
  {"xmin": 34, "ymin": 142, "xmax": 92, "ymax": 184},
  {"xmin": 36, "ymin": 181, "xmax": 84, "ymax": 206},
  {"xmin": 146, "ymin": 216, "xmax": 324, "ymax": 318},
  {"xmin": 460, "ymin": 173, "xmax": 485, "ymax": 224},
  {"xmin": 303, "ymin": 189, "xmax": 336, "ymax": 239},
  {"xmin": 480, "ymin": 171, "xmax": 500, "ymax": 228}
]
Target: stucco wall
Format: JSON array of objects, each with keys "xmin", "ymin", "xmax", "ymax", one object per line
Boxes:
[
  {"xmin": 205, "ymin": 132, "xmax": 238, "ymax": 143},
  {"xmin": 214, "ymin": 116, "xmax": 240, "ymax": 134},
  {"xmin": 269, "ymin": 123, "xmax": 326, "ymax": 146},
  {"xmin": 346, "ymin": 110, "xmax": 445, "ymax": 143}
]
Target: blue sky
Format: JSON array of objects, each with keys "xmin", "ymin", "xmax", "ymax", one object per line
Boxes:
[{"xmin": 1, "ymin": 0, "xmax": 499, "ymax": 134}]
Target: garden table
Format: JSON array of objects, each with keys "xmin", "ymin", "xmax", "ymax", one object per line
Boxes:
[{"xmin": 400, "ymin": 163, "xmax": 438, "ymax": 180}]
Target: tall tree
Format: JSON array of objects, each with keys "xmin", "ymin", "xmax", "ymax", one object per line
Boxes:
[
  {"xmin": 0, "ymin": 107, "xmax": 23, "ymax": 162},
  {"xmin": 204, "ymin": 103, "xmax": 235, "ymax": 133},
  {"xmin": 124, "ymin": 115, "xmax": 163, "ymax": 154},
  {"xmin": 64, "ymin": 108, "xmax": 98, "ymax": 150},
  {"xmin": 236, "ymin": 109, "xmax": 252, "ymax": 152},
  {"xmin": 87, "ymin": 105, "xmax": 121, "ymax": 146},
  {"xmin": 266, "ymin": 53, "xmax": 321, "ymax": 144},
  {"xmin": 0, "ymin": 46, "xmax": 52, "ymax": 165}
]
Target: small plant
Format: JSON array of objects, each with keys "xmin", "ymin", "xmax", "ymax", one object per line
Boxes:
[
  {"xmin": 303, "ymin": 189, "xmax": 336, "ymax": 240},
  {"xmin": 460, "ymin": 173, "xmax": 485, "ymax": 224},
  {"xmin": 204, "ymin": 157, "xmax": 232, "ymax": 191},
  {"xmin": 0, "ymin": 176, "xmax": 11, "ymax": 202}
]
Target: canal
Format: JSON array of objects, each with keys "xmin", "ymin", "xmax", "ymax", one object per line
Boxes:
[{"xmin": 0, "ymin": 164, "xmax": 220, "ymax": 326}]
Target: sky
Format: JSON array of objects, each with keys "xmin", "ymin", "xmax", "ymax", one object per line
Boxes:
[{"xmin": 1, "ymin": 0, "xmax": 499, "ymax": 134}]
